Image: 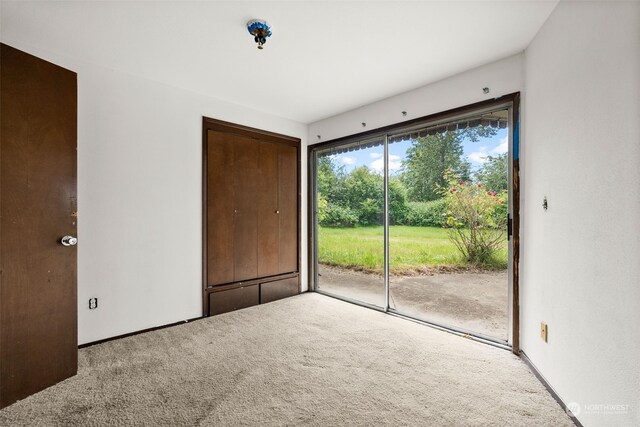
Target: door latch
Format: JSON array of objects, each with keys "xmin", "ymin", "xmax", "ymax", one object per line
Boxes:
[{"xmin": 61, "ymin": 235, "xmax": 78, "ymax": 246}]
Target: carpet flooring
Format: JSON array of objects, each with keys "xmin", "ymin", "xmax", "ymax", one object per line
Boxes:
[{"xmin": 0, "ymin": 293, "xmax": 574, "ymax": 426}]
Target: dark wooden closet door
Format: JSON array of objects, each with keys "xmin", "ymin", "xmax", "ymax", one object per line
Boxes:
[
  {"xmin": 278, "ymin": 145, "xmax": 298, "ymax": 273},
  {"xmin": 1, "ymin": 43, "xmax": 77, "ymax": 408},
  {"xmin": 203, "ymin": 117, "xmax": 300, "ymax": 316},
  {"xmin": 257, "ymin": 142, "xmax": 279, "ymax": 277},
  {"xmin": 207, "ymin": 130, "xmax": 235, "ymax": 286},
  {"xmin": 233, "ymin": 136, "xmax": 259, "ymax": 281}
]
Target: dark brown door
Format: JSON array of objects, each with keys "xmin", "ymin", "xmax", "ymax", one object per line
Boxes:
[
  {"xmin": 0, "ymin": 43, "xmax": 78, "ymax": 408},
  {"xmin": 207, "ymin": 130, "xmax": 235, "ymax": 286},
  {"xmin": 232, "ymin": 135, "xmax": 259, "ymax": 282},
  {"xmin": 203, "ymin": 117, "xmax": 300, "ymax": 316},
  {"xmin": 278, "ymin": 144, "xmax": 298, "ymax": 273},
  {"xmin": 207, "ymin": 131, "xmax": 264, "ymax": 286},
  {"xmin": 257, "ymin": 141, "xmax": 279, "ymax": 277}
]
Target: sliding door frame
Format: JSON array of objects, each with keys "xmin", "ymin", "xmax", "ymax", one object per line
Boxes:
[{"xmin": 308, "ymin": 93, "xmax": 521, "ymax": 353}]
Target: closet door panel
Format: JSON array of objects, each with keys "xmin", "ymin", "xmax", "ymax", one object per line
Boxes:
[
  {"xmin": 278, "ymin": 145, "xmax": 298, "ymax": 273},
  {"xmin": 260, "ymin": 277, "xmax": 299, "ymax": 304},
  {"xmin": 209, "ymin": 285, "xmax": 259, "ymax": 316},
  {"xmin": 257, "ymin": 142, "xmax": 279, "ymax": 277},
  {"xmin": 233, "ymin": 136, "xmax": 259, "ymax": 282},
  {"xmin": 207, "ymin": 131, "xmax": 235, "ymax": 286}
]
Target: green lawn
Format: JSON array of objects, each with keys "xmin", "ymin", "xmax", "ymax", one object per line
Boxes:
[{"xmin": 318, "ymin": 225, "xmax": 508, "ymax": 274}]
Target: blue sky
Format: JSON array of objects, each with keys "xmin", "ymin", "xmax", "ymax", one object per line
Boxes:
[{"xmin": 330, "ymin": 128, "xmax": 508, "ymax": 176}]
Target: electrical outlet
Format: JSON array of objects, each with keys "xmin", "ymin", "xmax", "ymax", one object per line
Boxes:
[
  {"xmin": 540, "ymin": 322, "xmax": 548, "ymax": 342},
  {"xmin": 89, "ymin": 298, "xmax": 98, "ymax": 310}
]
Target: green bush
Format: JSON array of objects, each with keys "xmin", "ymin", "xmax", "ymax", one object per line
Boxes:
[
  {"xmin": 317, "ymin": 193, "xmax": 329, "ymax": 224},
  {"xmin": 404, "ymin": 199, "xmax": 448, "ymax": 227},
  {"xmin": 389, "ymin": 178, "xmax": 408, "ymax": 225},
  {"xmin": 342, "ymin": 166, "xmax": 383, "ymax": 210},
  {"xmin": 320, "ymin": 203, "xmax": 359, "ymax": 227},
  {"xmin": 492, "ymin": 192, "xmax": 508, "ymax": 228},
  {"xmin": 441, "ymin": 174, "xmax": 508, "ymax": 265},
  {"xmin": 358, "ymin": 198, "xmax": 382, "ymax": 226}
]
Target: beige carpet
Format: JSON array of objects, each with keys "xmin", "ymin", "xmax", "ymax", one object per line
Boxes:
[{"xmin": 0, "ymin": 293, "xmax": 574, "ymax": 426}]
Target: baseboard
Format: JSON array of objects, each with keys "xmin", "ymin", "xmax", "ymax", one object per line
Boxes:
[
  {"xmin": 78, "ymin": 316, "xmax": 204, "ymax": 349},
  {"xmin": 78, "ymin": 292, "xmax": 312, "ymax": 349},
  {"xmin": 519, "ymin": 351, "xmax": 584, "ymax": 427}
]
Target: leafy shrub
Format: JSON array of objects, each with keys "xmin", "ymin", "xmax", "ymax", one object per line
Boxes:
[
  {"xmin": 404, "ymin": 199, "xmax": 448, "ymax": 227},
  {"xmin": 358, "ymin": 198, "xmax": 382, "ymax": 226},
  {"xmin": 317, "ymin": 193, "xmax": 329, "ymax": 224},
  {"xmin": 441, "ymin": 173, "xmax": 508, "ymax": 265},
  {"xmin": 342, "ymin": 166, "xmax": 383, "ymax": 210},
  {"xmin": 324, "ymin": 167, "xmax": 410, "ymax": 226},
  {"xmin": 492, "ymin": 191, "xmax": 508, "ymax": 227},
  {"xmin": 389, "ymin": 178, "xmax": 408, "ymax": 225},
  {"xmin": 320, "ymin": 203, "xmax": 358, "ymax": 228}
]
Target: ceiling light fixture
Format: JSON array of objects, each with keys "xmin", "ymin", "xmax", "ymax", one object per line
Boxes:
[{"xmin": 247, "ymin": 19, "xmax": 272, "ymax": 50}]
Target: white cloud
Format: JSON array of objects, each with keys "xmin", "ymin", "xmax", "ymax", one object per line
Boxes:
[
  {"xmin": 468, "ymin": 137, "xmax": 508, "ymax": 166},
  {"xmin": 370, "ymin": 152, "xmax": 382, "ymax": 159},
  {"xmin": 370, "ymin": 154, "xmax": 401, "ymax": 173},
  {"xmin": 468, "ymin": 146, "xmax": 489, "ymax": 165},
  {"xmin": 370, "ymin": 158, "xmax": 384, "ymax": 172},
  {"xmin": 491, "ymin": 136, "xmax": 508, "ymax": 155},
  {"xmin": 339, "ymin": 156, "xmax": 355, "ymax": 165}
]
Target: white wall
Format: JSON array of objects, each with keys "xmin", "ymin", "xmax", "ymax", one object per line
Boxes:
[
  {"xmin": 308, "ymin": 53, "xmax": 524, "ymax": 143},
  {"xmin": 0, "ymin": 39, "xmax": 308, "ymax": 345},
  {"xmin": 521, "ymin": 2, "xmax": 640, "ymax": 426}
]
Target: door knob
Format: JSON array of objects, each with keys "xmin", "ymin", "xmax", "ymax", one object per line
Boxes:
[{"xmin": 61, "ymin": 235, "xmax": 78, "ymax": 247}]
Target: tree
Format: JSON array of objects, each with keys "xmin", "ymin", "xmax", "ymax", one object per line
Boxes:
[
  {"xmin": 317, "ymin": 192, "xmax": 329, "ymax": 224},
  {"xmin": 388, "ymin": 177, "xmax": 408, "ymax": 225},
  {"xmin": 401, "ymin": 127, "xmax": 497, "ymax": 202},
  {"xmin": 342, "ymin": 166, "xmax": 383, "ymax": 225},
  {"xmin": 316, "ymin": 156, "xmax": 336, "ymax": 196},
  {"xmin": 316, "ymin": 155, "xmax": 346, "ymax": 205},
  {"xmin": 475, "ymin": 153, "xmax": 508, "ymax": 193}
]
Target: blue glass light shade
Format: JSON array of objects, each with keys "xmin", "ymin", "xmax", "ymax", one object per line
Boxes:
[{"xmin": 247, "ymin": 19, "xmax": 272, "ymax": 49}]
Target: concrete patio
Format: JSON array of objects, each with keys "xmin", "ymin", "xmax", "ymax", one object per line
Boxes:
[{"xmin": 317, "ymin": 265, "xmax": 509, "ymax": 340}]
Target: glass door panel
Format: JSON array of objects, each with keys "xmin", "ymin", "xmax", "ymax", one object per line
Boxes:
[
  {"xmin": 314, "ymin": 138, "xmax": 385, "ymax": 308},
  {"xmin": 388, "ymin": 111, "xmax": 510, "ymax": 341}
]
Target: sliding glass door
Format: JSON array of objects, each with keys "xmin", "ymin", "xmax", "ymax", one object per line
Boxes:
[
  {"xmin": 387, "ymin": 110, "xmax": 510, "ymax": 341},
  {"xmin": 314, "ymin": 137, "xmax": 386, "ymax": 308},
  {"xmin": 311, "ymin": 104, "xmax": 514, "ymax": 344}
]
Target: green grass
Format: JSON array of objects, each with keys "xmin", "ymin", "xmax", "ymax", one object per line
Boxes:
[{"xmin": 318, "ymin": 225, "xmax": 507, "ymax": 274}]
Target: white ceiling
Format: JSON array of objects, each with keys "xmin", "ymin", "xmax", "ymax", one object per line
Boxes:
[{"xmin": 1, "ymin": 1, "xmax": 557, "ymax": 123}]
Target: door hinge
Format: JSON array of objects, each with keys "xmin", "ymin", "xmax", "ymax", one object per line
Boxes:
[{"xmin": 507, "ymin": 214, "xmax": 513, "ymax": 240}]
